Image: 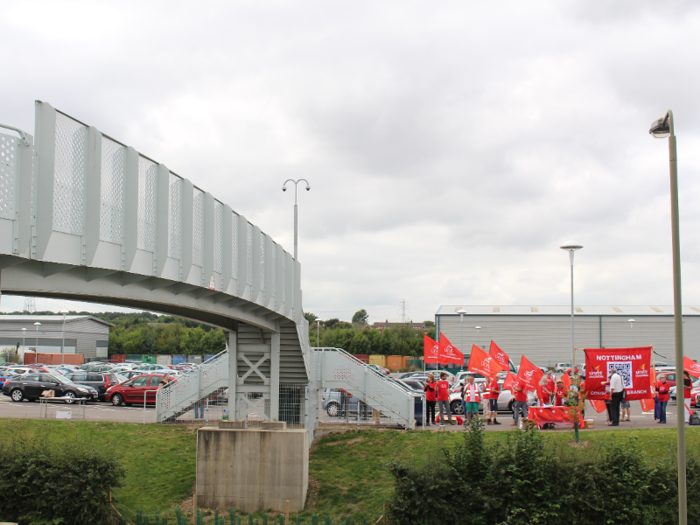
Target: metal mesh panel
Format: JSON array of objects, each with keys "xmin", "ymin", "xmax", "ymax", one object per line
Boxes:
[
  {"xmin": 213, "ymin": 201, "xmax": 223, "ymax": 273},
  {"xmin": 281, "ymin": 253, "xmax": 285, "ymax": 305},
  {"xmin": 53, "ymin": 112, "xmax": 86, "ymax": 235},
  {"xmin": 192, "ymin": 188, "xmax": 204, "ymax": 266},
  {"xmin": 0, "ymin": 133, "xmax": 18, "ymax": 220},
  {"xmin": 231, "ymin": 212, "xmax": 238, "ymax": 279},
  {"xmin": 168, "ymin": 174, "xmax": 182, "ymax": 259},
  {"xmin": 137, "ymin": 157, "xmax": 156, "ymax": 251},
  {"xmin": 246, "ymin": 222, "xmax": 253, "ymax": 286},
  {"xmin": 99, "ymin": 137, "xmax": 125, "ymax": 243},
  {"xmin": 260, "ymin": 231, "xmax": 265, "ymax": 292}
]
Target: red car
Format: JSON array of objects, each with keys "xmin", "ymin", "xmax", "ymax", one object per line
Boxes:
[{"xmin": 105, "ymin": 373, "xmax": 169, "ymax": 406}]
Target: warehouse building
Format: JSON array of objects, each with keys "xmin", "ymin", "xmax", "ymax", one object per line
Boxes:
[
  {"xmin": 435, "ymin": 306, "xmax": 700, "ymax": 368},
  {"xmin": 0, "ymin": 315, "xmax": 112, "ymax": 360}
]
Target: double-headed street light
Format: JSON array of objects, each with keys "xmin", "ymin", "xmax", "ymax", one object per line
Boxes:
[
  {"xmin": 282, "ymin": 179, "xmax": 311, "ymax": 261},
  {"xmin": 560, "ymin": 241, "xmax": 583, "ymax": 372},
  {"xmin": 650, "ymin": 109, "xmax": 687, "ymax": 525}
]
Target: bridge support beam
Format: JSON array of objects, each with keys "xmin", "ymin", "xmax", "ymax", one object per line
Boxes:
[{"xmin": 227, "ymin": 330, "xmax": 237, "ymax": 420}]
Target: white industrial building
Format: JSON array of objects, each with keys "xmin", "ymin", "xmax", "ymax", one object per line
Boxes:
[
  {"xmin": 435, "ymin": 306, "xmax": 700, "ymax": 368},
  {"xmin": 0, "ymin": 315, "xmax": 112, "ymax": 359}
]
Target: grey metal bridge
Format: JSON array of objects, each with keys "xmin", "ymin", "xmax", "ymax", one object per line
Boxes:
[{"xmin": 0, "ymin": 102, "xmax": 416, "ymax": 432}]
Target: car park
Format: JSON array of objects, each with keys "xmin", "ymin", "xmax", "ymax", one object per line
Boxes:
[
  {"xmin": 133, "ymin": 363, "xmax": 172, "ymax": 372},
  {"xmin": 105, "ymin": 373, "xmax": 170, "ymax": 406},
  {"xmin": 2, "ymin": 372, "xmax": 98, "ymax": 403}
]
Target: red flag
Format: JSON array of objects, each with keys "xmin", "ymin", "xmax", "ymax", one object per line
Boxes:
[
  {"xmin": 517, "ymin": 355, "xmax": 544, "ymax": 391},
  {"xmin": 423, "ymin": 335, "xmax": 440, "ymax": 364},
  {"xmin": 640, "ymin": 399, "xmax": 655, "ymax": 412},
  {"xmin": 488, "ymin": 340, "xmax": 510, "ymax": 370},
  {"xmin": 562, "ymin": 369, "xmax": 572, "ymax": 391},
  {"xmin": 438, "ymin": 333, "xmax": 464, "ymax": 365},
  {"xmin": 502, "ymin": 372, "xmax": 518, "ymax": 392},
  {"xmin": 684, "ymin": 356, "xmax": 700, "ymax": 378},
  {"xmin": 584, "ymin": 347, "xmax": 652, "ymax": 401},
  {"xmin": 467, "ymin": 344, "xmax": 503, "ymax": 380},
  {"xmin": 589, "ymin": 399, "xmax": 606, "ymax": 413}
]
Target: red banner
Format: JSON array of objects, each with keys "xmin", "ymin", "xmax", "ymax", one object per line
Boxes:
[
  {"xmin": 438, "ymin": 333, "xmax": 464, "ymax": 365},
  {"xmin": 684, "ymin": 356, "xmax": 700, "ymax": 378},
  {"xmin": 489, "ymin": 340, "xmax": 510, "ymax": 370},
  {"xmin": 468, "ymin": 344, "xmax": 503, "ymax": 380},
  {"xmin": 423, "ymin": 335, "xmax": 440, "ymax": 364},
  {"xmin": 529, "ymin": 406, "xmax": 580, "ymax": 428},
  {"xmin": 640, "ymin": 399, "xmax": 655, "ymax": 412},
  {"xmin": 502, "ymin": 372, "xmax": 518, "ymax": 393},
  {"xmin": 562, "ymin": 369, "xmax": 572, "ymax": 391},
  {"xmin": 584, "ymin": 347, "xmax": 652, "ymax": 401},
  {"xmin": 517, "ymin": 355, "xmax": 544, "ymax": 391},
  {"xmin": 589, "ymin": 399, "xmax": 606, "ymax": 413}
]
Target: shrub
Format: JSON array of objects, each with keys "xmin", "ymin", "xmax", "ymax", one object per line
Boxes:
[{"xmin": 0, "ymin": 423, "xmax": 125, "ymax": 525}]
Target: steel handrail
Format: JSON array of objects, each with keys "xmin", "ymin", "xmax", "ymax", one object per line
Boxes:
[{"xmin": 143, "ymin": 389, "xmax": 159, "ymax": 424}]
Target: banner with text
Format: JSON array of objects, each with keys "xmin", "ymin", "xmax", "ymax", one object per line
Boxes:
[
  {"xmin": 468, "ymin": 344, "xmax": 504, "ymax": 380},
  {"xmin": 439, "ymin": 333, "xmax": 464, "ymax": 366},
  {"xmin": 424, "ymin": 335, "xmax": 440, "ymax": 364},
  {"xmin": 489, "ymin": 340, "xmax": 510, "ymax": 371},
  {"xmin": 584, "ymin": 347, "xmax": 652, "ymax": 401}
]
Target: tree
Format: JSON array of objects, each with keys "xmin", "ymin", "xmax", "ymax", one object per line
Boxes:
[
  {"xmin": 352, "ymin": 309, "xmax": 369, "ymax": 325},
  {"xmin": 304, "ymin": 312, "xmax": 318, "ymax": 324}
]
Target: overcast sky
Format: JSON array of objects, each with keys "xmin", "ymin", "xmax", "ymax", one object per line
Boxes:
[{"xmin": 2, "ymin": 1, "xmax": 700, "ymax": 323}]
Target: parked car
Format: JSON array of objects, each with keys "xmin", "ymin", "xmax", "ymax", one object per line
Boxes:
[
  {"xmin": 133, "ymin": 364, "xmax": 172, "ymax": 372},
  {"xmin": 366, "ymin": 364, "xmax": 390, "ymax": 376},
  {"xmin": 448, "ymin": 380, "xmax": 537, "ymax": 416},
  {"xmin": 655, "ymin": 368, "xmax": 678, "ymax": 388},
  {"xmin": 105, "ymin": 373, "xmax": 170, "ymax": 406},
  {"xmin": 65, "ymin": 372, "xmax": 122, "ymax": 401},
  {"xmin": 2, "ymin": 372, "xmax": 98, "ymax": 403},
  {"xmin": 670, "ymin": 379, "xmax": 700, "ymax": 404}
]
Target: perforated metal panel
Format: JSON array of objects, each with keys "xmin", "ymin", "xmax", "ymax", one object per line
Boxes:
[
  {"xmin": 136, "ymin": 157, "xmax": 156, "ymax": 252},
  {"xmin": 168, "ymin": 174, "xmax": 182, "ymax": 259},
  {"xmin": 53, "ymin": 113, "xmax": 86, "ymax": 235},
  {"xmin": 0, "ymin": 133, "xmax": 18, "ymax": 220},
  {"xmin": 231, "ymin": 212, "xmax": 238, "ymax": 279},
  {"xmin": 260, "ymin": 231, "xmax": 266, "ymax": 292},
  {"xmin": 214, "ymin": 201, "xmax": 223, "ymax": 273},
  {"xmin": 281, "ymin": 253, "xmax": 286, "ymax": 305},
  {"xmin": 270, "ymin": 242, "xmax": 276, "ymax": 300},
  {"xmin": 192, "ymin": 188, "xmax": 204, "ymax": 267},
  {"xmin": 99, "ymin": 137, "xmax": 125, "ymax": 243},
  {"xmin": 246, "ymin": 222, "xmax": 253, "ymax": 286}
]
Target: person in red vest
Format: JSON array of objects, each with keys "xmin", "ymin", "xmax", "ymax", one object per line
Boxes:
[
  {"xmin": 436, "ymin": 372, "xmax": 453, "ymax": 426},
  {"xmin": 545, "ymin": 371, "xmax": 556, "ymax": 404},
  {"xmin": 486, "ymin": 376, "xmax": 501, "ymax": 425},
  {"xmin": 655, "ymin": 374, "xmax": 670, "ymax": 424},
  {"xmin": 511, "ymin": 379, "xmax": 528, "ymax": 426},
  {"xmin": 683, "ymin": 371, "xmax": 693, "ymax": 424},
  {"xmin": 536, "ymin": 378, "xmax": 548, "ymax": 406},
  {"xmin": 424, "ymin": 373, "xmax": 437, "ymax": 427}
]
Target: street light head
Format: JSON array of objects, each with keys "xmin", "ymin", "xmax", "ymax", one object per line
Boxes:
[
  {"xmin": 457, "ymin": 308, "xmax": 467, "ymax": 315},
  {"xmin": 21, "ymin": 327, "xmax": 27, "ymax": 331},
  {"xmin": 560, "ymin": 240, "xmax": 583, "ymax": 251},
  {"xmin": 628, "ymin": 319, "xmax": 636, "ymax": 323},
  {"xmin": 475, "ymin": 326, "xmax": 482, "ymax": 330},
  {"xmin": 34, "ymin": 322, "xmax": 41, "ymax": 326},
  {"xmin": 60, "ymin": 310, "xmax": 69, "ymax": 315},
  {"xmin": 649, "ymin": 116, "xmax": 670, "ymax": 139},
  {"xmin": 282, "ymin": 186, "xmax": 287, "ymax": 192},
  {"xmin": 305, "ymin": 185, "xmax": 310, "ymax": 191}
]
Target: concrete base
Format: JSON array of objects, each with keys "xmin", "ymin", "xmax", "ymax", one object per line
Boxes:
[{"xmin": 196, "ymin": 427, "xmax": 309, "ymax": 513}]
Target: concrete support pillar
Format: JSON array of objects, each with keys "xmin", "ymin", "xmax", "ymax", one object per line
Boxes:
[
  {"xmin": 270, "ymin": 321, "xmax": 280, "ymax": 421},
  {"xmin": 227, "ymin": 330, "xmax": 238, "ymax": 420}
]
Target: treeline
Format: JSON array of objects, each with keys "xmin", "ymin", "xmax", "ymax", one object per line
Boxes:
[{"xmin": 306, "ymin": 313, "xmax": 436, "ymax": 356}]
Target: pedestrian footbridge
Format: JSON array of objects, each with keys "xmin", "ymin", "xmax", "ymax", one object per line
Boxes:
[{"xmin": 0, "ymin": 102, "xmax": 417, "ymax": 432}]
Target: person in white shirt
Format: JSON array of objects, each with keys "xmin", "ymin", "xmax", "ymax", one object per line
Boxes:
[
  {"xmin": 608, "ymin": 369, "xmax": 624, "ymax": 426},
  {"xmin": 462, "ymin": 375, "xmax": 483, "ymax": 424}
]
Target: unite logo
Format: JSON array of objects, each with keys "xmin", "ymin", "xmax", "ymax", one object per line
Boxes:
[
  {"xmin": 430, "ymin": 344, "xmax": 439, "ymax": 356},
  {"xmin": 524, "ymin": 370, "xmax": 534, "ymax": 379},
  {"xmin": 445, "ymin": 345, "xmax": 455, "ymax": 356},
  {"xmin": 589, "ymin": 371, "xmax": 604, "ymax": 378},
  {"xmin": 635, "ymin": 369, "xmax": 649, "ymax": 377}
]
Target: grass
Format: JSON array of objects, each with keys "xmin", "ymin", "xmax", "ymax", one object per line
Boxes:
[{"xmin": 1, "ymin": 418, "xmax": 699, "ymax": 521}]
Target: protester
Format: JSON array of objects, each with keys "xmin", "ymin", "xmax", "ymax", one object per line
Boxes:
[
  {"xmin": 424, "ymin": 373, "xmax": 437, "ymax": 427},
  {"xmin": 545, "ymin": 370, "xmax": 556, "ymax": 404},
  {"xmin": 683, "ymin": 370, "xmax": 693, "ymax": 424},
  {"xmin": 620, "ymin": 393, "xmax": 631, "ymax": 422},
  {"xmin": 554, "ymin": 380, "xmax": 566, "ymax": 406},
  {"xmin": 653, "ymin": 380, "xmax": 661, "ymax": 422},
  {"xmin": 436, "ymin": 372, "xmax": 453, "ymax": 426},
  {"xmin": 511, "ymin": 379, "xmax": 528, "ymax": 426},
  {"xmin": 462, "ymin": 375, "xmax": 482, "ymax": 424},
  {"xmin": 655, "ymin": 374, "xmax": 670, "ymax": 424},
  {"xmin": 487, "ymin": 375, "xmax": 501, "ymax": 425},
  {"xmin": 603, "ymin": 374, "xmax": 612, "ymax": 424},
  {"xmin": 537, "ymin": 378, "xmax": 548, "ymax": 406},
  {"xmin": 609, "ymin": 368, "xmax": 624, "ymax": 426}
]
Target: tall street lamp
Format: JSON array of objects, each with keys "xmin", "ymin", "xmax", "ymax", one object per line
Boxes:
[
  {"xmin": 60, "ymin": 310, "xmax": 69, "ymax": 364},
  {"xmin": 650, "ymin": 109, "xmax": 686, "ymax": 525},
  {"xmin": 475, "ymin": 326, "xmax": 482, "ymax": 349},
  {"xmin": 34, "ymin": 322, "xmax": 41, "ymax": 349},
  {"xmin": 560, "ymin": 241, "xmax": 583, "ymax": 370},
  {"xmin": 282, "ymin": 179, "xmax": 311, "ymax": 260},
  {"xmin": 21, "ymin": 327, "xmax": 27, "ymax": 350},
  {"xmin": 457, "ymin": 309, "xmax": 467, "ymax": 370},
  {"xmin": 628, "ymin": 319, "xmax": 635, "ymax": 346}
]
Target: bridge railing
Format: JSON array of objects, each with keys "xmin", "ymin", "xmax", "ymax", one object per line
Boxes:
[{"xmin": 0, "ymin": 102, "xmax": 303, "ymax": 325}]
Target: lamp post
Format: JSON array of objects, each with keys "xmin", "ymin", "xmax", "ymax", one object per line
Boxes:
[
  {"xmin": 457, "ymin": 309, "xmax": 467, "ymax": 370},
  {"xmin": 628, "ymin": 319, "xmax": 635, "ymax": 346},
  {"xmin": 282, "ymin": 179, "xmax": 311, "ymax": 261},
  {"xmin": 475, "ymin": 326, "xmax": 481, "ymax": 349},
  {"xmin": 21, "ymin": 327, "xmax": 26, "ymax": 351},
  {"xmin": 560, "ymin": 241, "xmax": 583, "ymax": 371},
  {"xmin": 60, "ymin": 310, "xmax": 68, "ymax": 364},
  {"xmin": 34, "ymin": 322, "xmax": 41, "ymax": 349},
  {"xmin": 649, "ymin": 109, "xmax": 686, "ymax": 525}
]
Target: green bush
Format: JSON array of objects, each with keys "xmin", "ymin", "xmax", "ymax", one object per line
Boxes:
[
  {"xmin": 0, "ymin": 423, "xmax": 125, "ymax": 525},
  {"xmin": 388, "ymin": 419, "xmax": 700, "ymax": 525}
]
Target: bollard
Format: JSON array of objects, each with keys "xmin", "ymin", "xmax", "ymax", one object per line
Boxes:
[
  {"xmin": 137, "ymin": 509, "xmax": 143, "ymax": 525},
  {"xmin": 230, "ymin": 510, "xmax": 236, "ymax": 524},
  {"xmin": 215, "ymin": 509, "xmax": 219, "ymax": 523},
  {"xmin": 279, "ymin": 515, "xmax": 285, "ymax": 525},
  {"xmin": 312, "ymin": 516, "xmax": 318, "ymax": 525},
  {"xmin": 156, "ymin": 510, "xmax": 160, "ymax": 525},
  {"xmin": 324, "ymin": 517, "xmax": 331, "ymax": 525},
  {"xmin": 176, "ymin": 508, "xmax": 182, "ymax": 524},
  {"xmin": 263, "ymin": 514, "xmax": 268, "ymax": 525},
  {"xmin": 345, "ymin": 518, "xmax": 351, "ymax": 525},
  {"xmin": 144, "ymin": 516, "xmax": 150, "ymax": 525}
]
